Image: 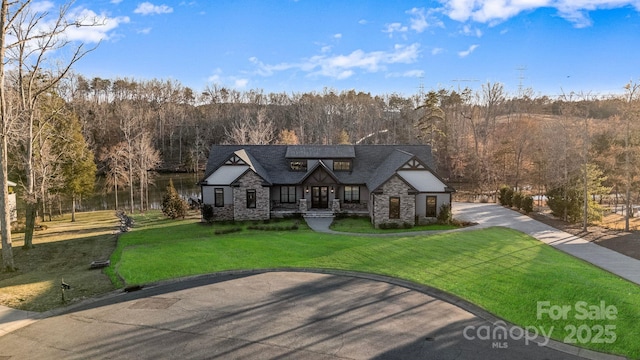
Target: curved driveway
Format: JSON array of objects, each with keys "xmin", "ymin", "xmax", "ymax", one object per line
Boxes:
[{"xmin": 0, "ymin": 271, "xmax": 599, "ymax": 359}]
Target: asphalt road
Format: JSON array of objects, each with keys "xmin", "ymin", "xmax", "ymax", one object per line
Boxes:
[{"xmin": 0, "ymin": 271, "xmax": 603, "ymax": 359}]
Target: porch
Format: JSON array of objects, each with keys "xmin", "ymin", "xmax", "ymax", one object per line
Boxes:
[{"xmin": 270, "ymin": 198, "xmax": 368, "ymax": 219}]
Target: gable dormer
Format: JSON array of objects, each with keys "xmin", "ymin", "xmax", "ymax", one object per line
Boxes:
[
  {"xmin": 225, "ymin": 154, "xmax": 248, "ymax": 166},
  {"xmin": 400, "ymin": 158, "xmax": 427, "ymax": 170}
]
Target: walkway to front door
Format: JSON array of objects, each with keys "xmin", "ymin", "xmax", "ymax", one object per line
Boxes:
[{"xmin": 311, "ymin": 186, "xmax": 328, "ymax": 208}]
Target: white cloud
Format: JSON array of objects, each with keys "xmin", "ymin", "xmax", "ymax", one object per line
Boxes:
[
  {"xmin": 358, "ymin": 19, "xmax": 368, "ymax": 25},
  {"xmin": 432, "ymin": 47, "xmax": 444, "ymax": 55},
  {"xmin": 64, "ymin": 8, "xmax": 130, "ymax": 43},
  {"xmin": 31, "ymin": 1, "xmax": 55, "ymax": 12},
  {"xmin": 334, "ymin": 33, "xmax": 342, "ymax": 39},
  {"xmin": 462, "ymin": 24, "xmax": 483, "ymax": 37},
  {"xmin": 458, "ymin": 44, "xmax": 479, "ymax": 57},
  {"xmin": 134, "ymin": 2, "xmax": 174, "ymax": 15},
  {"xmin": 407, "ymin": 8, "xmax": 429, "ymax": 32},
  {"xmin": 234, "ymin": 78, "xmax": 249, "ymax": 88},
  {"xmin": 137, "ymin": 27, "xmax": 152, "ymax": 34},
  {"xmin": 383, "ymin": 22, "xmax": 408, "ymax": 37},
  {"xmin": 250, "ymin": 43, "xmax": 421, "ymax": 80},
  {"xmin": 110, "ymin": 0, "xmax": 124, "ymax": 4},
  {"xmin": 440, "ymin": 0, "xmax": 640, "ymax": 27},
  {"xmin": 207, "ymin": 68, "xmax": 223, "ymax": 83}
]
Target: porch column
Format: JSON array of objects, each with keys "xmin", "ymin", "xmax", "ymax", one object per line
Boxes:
[
  {"xmin": 332, "ymin": 199, "xmax": 340, "ymax": 213},
  {"xmin": 299, "ymin": 198, "xmax": 308, "ymax": 214}
]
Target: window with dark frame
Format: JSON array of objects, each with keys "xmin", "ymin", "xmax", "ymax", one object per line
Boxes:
[
  {"xmin": 280, "ymin": 186, "xmax": 296, "ymax": 203},
  {"xmin": 389, "ymin": 197, "xmax": 400, "ymax": 219},
  {"xmin": 426, "ymin": 196, "xmax": 437, "ymax": 217},
  {"xmin": 214, "ymin": 188, "xmax": 224, "ymax": 207},
  {"xmin": 246, "ymin": 189, "xmax": 257, "ymax": 208},
  {"xmin": 343, "ymin": 185, "xmax": 360, "ymax": 203},
  {"xmin": 290, "ymin": 160, "xmax": 307, "ymax": 171},
  {"xmin": 333, "ymin": 160, "xmax": 351, "ymax": 171}
]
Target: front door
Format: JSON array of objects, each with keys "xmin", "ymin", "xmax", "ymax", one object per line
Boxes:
[{"xmin": 311, "ymin": 186, "xmax": 329, "ymax": 208}]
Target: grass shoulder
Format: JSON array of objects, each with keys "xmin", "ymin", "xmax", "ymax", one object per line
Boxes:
[{"xmin": 0, "ymin": 211, "xmax": 119, "ymax": 312}]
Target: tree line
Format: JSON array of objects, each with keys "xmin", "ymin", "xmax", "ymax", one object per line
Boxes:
[{"xmin": 56, "ymin": 76, "xmax": 640, "ymax": 229}]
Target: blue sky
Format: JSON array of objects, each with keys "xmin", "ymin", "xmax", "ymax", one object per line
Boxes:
[{"xmin": 60, "ymin": 0, "xmax": 640, "ymax": 97}]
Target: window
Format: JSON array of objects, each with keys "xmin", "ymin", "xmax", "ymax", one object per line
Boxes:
[
  {"xmin": 290, "ymin": 160, "xmax": 307, "ymax": 171},
  {"xmin": 246, "ymin": 189, "xmax": 256, "ymax": 208},
  {"xmin": 426, "ymin": 196, "xmax": 437, "ymax": 217},
  {"xmin": 333, "ymin": 160, "xmax": 351, "ymax": 171},
  {"xmin": 214, "ymin": 188, "xmax": 224, "ymax": 207},
  {"xmin": 389, "ymin": 197, "xmax": 400, "ymax": 219},
  {"xmin": 344, "ymin": 186, "xmax": 360, "ymax": 203},
  {"xmin": 280, "ymin": 186, "xmax": 296, "ymax": 203}
]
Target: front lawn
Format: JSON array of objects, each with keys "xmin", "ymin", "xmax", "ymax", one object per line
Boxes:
[{"xmin": 112, "ymin": 212, "xmax": 640, "ymax": 358}]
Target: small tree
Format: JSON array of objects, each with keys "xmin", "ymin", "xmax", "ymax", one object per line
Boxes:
[
  {"xmin": 437, "ymin": 203, "xmax": 452, "ymax": 225},
  {"xmin": 161, "ymin": 179, "xmax": 188, "ymax": 219},
  {"xmin": 58, "ymin": 112, "xmax": 96, "ymax": 222}
]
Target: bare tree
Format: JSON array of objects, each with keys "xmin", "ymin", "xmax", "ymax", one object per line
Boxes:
[
  {"xmin": 99, "ymin": 142, "xmax": 128, "ymax": 210},
  {"xmin": 6, "ymin": 0, "xmax": 99, "ymax": 249},
  {"xmin": 134, "ymin": 132, "xmax": 161, "ymax": 211},
  {"xmin": 622, "ymin": 82, "xmax": 640, "ymax": 231},
  {"xmin": 225, "ymin": 108, "xmax": 274, "ymax": 144}
]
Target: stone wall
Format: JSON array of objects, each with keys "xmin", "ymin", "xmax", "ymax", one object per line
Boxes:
[
  {"xmin": 213, "ymin": 203, "xmax": 234, "ymax": 221},
  {"xmin": 371, "ymin": 175, "xmax": 415, "ymax": 228},
  {"xmin": 233, "ymin": 171, "xmax": 270, "ymax": 221}
]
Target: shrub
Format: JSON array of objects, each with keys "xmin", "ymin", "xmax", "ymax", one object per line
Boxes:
[
  {"xmin": 437, "ymin": 203, "xmax": 452, "ymax": 225},
  {"xmin": 379, "ymin": 222, "xmax": 399, "ymax": 229},
  {"xmin": 202, "ymin": 204, "xmax": 214, "ymax": 223},
  {"xmin": 498, "ymin": 186, "xmax": 516, "ymax": 207},
  {"xmin": 214, "ymin": 227, "xmax": 242, "ymax": 235},
  {"xmin": 522, "ymin": 196, "xmax": 534, "ymax": 213},
  {"xmin": 247, "ymin": 220, "xmax": 300, "ymax": 231},
  {"xmin": 512, "ymin": 192, "xmax": 523, "ymax": 210},
  {"xmin": 161, "ymin": 179, "xmax": 189, "ymax": 219}
]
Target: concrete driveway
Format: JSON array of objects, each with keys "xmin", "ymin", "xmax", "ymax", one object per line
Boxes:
[
  {"xmin": 0, "ymin": 271, "xmax": 599, "ymax": 360},
  {"xmin": 453, "ymin": 202, "xmax": 640, "ymax": 286}
]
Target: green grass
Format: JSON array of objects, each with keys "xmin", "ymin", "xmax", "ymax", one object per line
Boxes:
[
  {"xmin": 113, "ymin": 212, "xmax": 640, "ymax": 358},
  {"xmin": 330, "ymin": 216, "xmax": 458, "ymax": 233}
]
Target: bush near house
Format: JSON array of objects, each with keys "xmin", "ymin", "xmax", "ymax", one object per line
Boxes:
[
  {"xmin": 436, "ymin": 203, "xmax": 452, "ymax": 224},
  {"xmin": 201, "ymin": 204, "xmax": 214, "ymax": 223}
]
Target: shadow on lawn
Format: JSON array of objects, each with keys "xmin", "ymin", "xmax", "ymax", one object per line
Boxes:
[{"xmin": 0, "ymin": 232, "xmax": 118, "ymax": 312}]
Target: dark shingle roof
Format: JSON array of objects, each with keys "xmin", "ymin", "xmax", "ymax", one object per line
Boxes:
[
  {"xmin": 202, "ymin": 144, "xmax": 440, "ymax": 188},
  {"xmin": 285, "ymin": 145, "xmax": 355, "ymax": 159},
  {"xmin": 366, "ymin": 149, "xmax": 414, "ymax": 191}
]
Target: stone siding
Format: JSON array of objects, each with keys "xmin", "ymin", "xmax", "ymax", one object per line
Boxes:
[
  {"xmin": 233, "ymin": 171, "xmax": 270, "ymax": 221},
  {"xmin": 213, "ymin": 204, "xmax": 234, "ymax": 221},
  {"xmin": 372, "ymin": 176, "xmax": 415, "ymax": 228}
]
